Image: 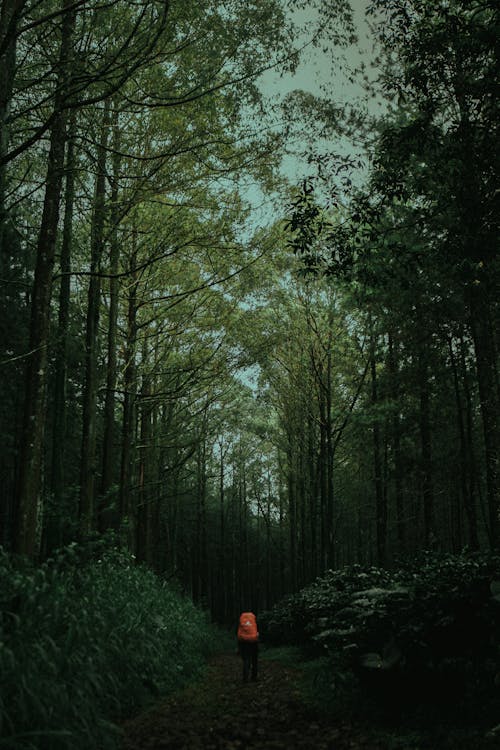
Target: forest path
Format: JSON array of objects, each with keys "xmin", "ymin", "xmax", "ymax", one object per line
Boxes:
[{"xmin": 121, "ymin": 651, "xmax": 382, "ymax": 750}]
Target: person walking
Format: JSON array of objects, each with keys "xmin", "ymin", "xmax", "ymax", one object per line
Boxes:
[{"xmin": 237, "ymin": 611, "xmax": 259, "ymax": 682}]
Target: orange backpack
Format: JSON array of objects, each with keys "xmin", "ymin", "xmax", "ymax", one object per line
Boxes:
[{"xmin": 237, "ymin": 611, "xmax": 258, "ymax": 642}]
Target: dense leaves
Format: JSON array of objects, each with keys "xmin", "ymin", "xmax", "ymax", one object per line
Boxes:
[
  {"xmin": 0, "ymin": 541, "xmax": 218, "ymax": 750},
  {"xmin": 283, "ymin": 0, "xmax": 499, "ymax": 569},
  {"xmin": 260, "ymin": 552, "xmax": 500, "ymax": 718}
]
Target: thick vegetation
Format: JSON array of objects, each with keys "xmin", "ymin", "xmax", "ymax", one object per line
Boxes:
[
  {"xmin": 260, "ymin": 552, "xmax": 500, "ymax": 729},
  {"xmin": 0, "ymin": 540, "xmax": 219, "ymax": 750}
]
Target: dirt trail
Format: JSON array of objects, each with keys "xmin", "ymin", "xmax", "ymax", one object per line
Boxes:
[{"xmin": 122, "ymin": 652, "xmax": 382, "ymax": 750}]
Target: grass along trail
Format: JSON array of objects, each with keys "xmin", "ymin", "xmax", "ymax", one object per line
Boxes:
[{"xmin": 121, "ymin": 650, "xmax": 383, "ymax": 750}]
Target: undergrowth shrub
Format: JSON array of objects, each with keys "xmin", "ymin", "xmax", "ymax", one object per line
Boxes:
[
  {"xmin": 0, "ymin": 542, "xmax": 218, "ymax": 750},
  {"xmin": 260, "ymin": 552, "xmax": 500, "ymax": 724}
]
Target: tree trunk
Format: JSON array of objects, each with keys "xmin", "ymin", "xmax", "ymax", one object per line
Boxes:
[
  {"xmin": 136, "ymin": 354, "xmax": 152, "ymax": 564},
  {"xmin": 198, "ymin": 432, "xmax": 208, "ymax": 603},
  {"xmin": 218, "ymin": 439, "xmax": 227, "ymax": 621},
  {"xmin": 388, "ymin": 332, "xmax": 405, "ymax": 553},
  {"xmin": 14, "ymin": 2, "xmax": 74, "ymax": 556},
  {"xmin": 148, "ymin": 338, "xmax": 161, "ymax": 570},
  {"xmin": 469, "ymin": 285, "xmax": 500, "ymax": 548},
  {"xmin": 240, "ymin": 455, "xmax": 249, "ymax": 606},
  {"xmin": 370, "ymin": 326, "xmax": 386, "ymax": 567},
  {"xmin": 266, "ymin": 469, "xmax": 272, "ymax": 610},
  {"xmin": 278, "ymin": 457, "xmax": 285, "ymax": 597},
  {"xmin": 318, "ymin": 377, "xmax": 328, "ymax": 571},
  {"xmin": 287, "ymin": 435, "xmax": 297, "ymax": 591},
  {"xmin": 325, "ymin": 333, "xmax": 335, "ymax": 568},
  {"xmin": 416, "ymin": 317, "xmax": 434, "ymax": 548},
  {"xmin": 299, "ymin": 446, "xmax": 307, "ymax": 586},
  {"xmin": 455, "ymin": 96, "xmax": 499, "ymax": 547},
  {"xmin": 449, "ymin": 335, "xmax": 479, "ymax": 549},
  {"xmin": 0, "ymin": 0, "xmax": 22, "ymax": 247},
  {"xmin": 459, "ymin": 334, "xmax": 481, "ymax": 548},
  {"xmin": 307, "ymin": 404, "xmax": 318, "ymax": 579},
  {"xmin": 419, "ymin": 369, "xmax": 433, "ymax": 547},
  {"xmin": 79, "ymin": 98, "xmax": 111, "ymax": 535},
  {"xmin": 46, "ymin": 112, "xmax": 77, "ymax": 550},
  {"xmin": 119, "ymin": 233, "xmax": 138, "ymax": 552},
  {"xmin": 99, "ymin": 104, "xmax": 121, "ymax": 528},
  {"xmin": 0, "ymin": 0, "xmax": 21, "ymax": 540}
]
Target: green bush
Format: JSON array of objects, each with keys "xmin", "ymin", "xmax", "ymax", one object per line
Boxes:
[
  {"xmin": 0, "ymin": 542, "xmax": 218, "ymax": 750},
  {"xmin": 260, "ymin": 552, "xmax": 500, "ymax": 720}
]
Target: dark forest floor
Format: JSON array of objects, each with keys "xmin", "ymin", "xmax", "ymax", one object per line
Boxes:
[
  {"xmin": 120, "ymin": 651, "xmax": 400, "ymax": 750},
  {"xmin": 121, "ymin": 651, "xmax": 370, "ymax": 750},
  {"xmin": 121, "ymin": 651, "xmax": 495, "ymax": 750}
]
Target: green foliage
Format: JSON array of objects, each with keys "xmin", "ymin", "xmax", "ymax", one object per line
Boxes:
[
  {"xmin": 260, "ymin": 552, "xmax": 500, "ymax": 720},
  {"xmin": 0, "ymin": 543, "xmax": 218, "ymax": 750},
  {"xmin": 259, "ymin": 644, "xmax": 305, "ymax": 665}
]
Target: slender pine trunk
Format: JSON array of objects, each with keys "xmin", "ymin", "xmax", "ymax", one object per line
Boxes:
[
  {"xmin": 370, "ymin": 320, "xmax": 386, "ymax": 567},
  {"xmin": 136, "ymin": 353, "xmax": 152, "ymax": 564},
  {"xmin": 119, "ymin": 233, "xmax": 138, "ymax": 552},
  {"xmin": 0, "ymin": 0, "xmax": 20, "ymax": 249},
  {"xmin": 388, "ymin": 332, "xmax": 405, "ymax": 553},
  {"xmin": 449, "ymin": 335, "xmax": 478, "ymax": 548},
  {"xmin": 46, "ymin": 112, "xmax": 77, "ymax": 550},
  {"xmin": 469, "ymin": 286, "xmax": 500, "ymax": 548},
  {"xmin": 14, "ymin": 3, "xmax": 74, "ymax": 556},
  {"xmin": 99, "ymin": 104, "xmax": 121, "ymax": 527},
  {"xmin": 79, "ymin": 99, "xmax": 111, "ymax": 535}
]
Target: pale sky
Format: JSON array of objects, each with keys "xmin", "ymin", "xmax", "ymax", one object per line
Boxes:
[
  {"xmin": 260, "ymin": 0, "xmax": 373, "ymax": 102},
  {"xmin": 230, "ymin": 1, "xmax": 380, "ymax": 229},
  {"xmin": 257, "ymin": 0, "xmax": 379, "ymax": 185}
]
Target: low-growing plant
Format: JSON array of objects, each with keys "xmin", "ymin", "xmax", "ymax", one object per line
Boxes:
[
  {"xmin": 0, "ymin": 542, "xmax": 219, "ymax": 750},
  {"xmin": 260, "ymin": 551, "xmax": 500, "ymax": 725}
]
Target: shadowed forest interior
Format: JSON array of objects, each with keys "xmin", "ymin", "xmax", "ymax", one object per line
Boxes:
[{"xmin": 0, "ymin": 0, "xmax": 499, "ymax": 748}]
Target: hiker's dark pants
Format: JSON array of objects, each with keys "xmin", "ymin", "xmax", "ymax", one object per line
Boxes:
[{"xmin": 239, "ymin": 641, "xmax": 258, "ymax": 681}]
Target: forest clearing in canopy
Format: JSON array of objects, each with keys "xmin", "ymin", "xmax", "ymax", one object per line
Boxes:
[{"xmin": 0, "ymin": 0, "xmax": 498, "ymax": 747}]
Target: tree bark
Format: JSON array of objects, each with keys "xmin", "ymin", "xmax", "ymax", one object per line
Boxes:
[
  {"xmin": 287, "ymin": 433, "xmax": 297, "ymax": 590},
  {"xmin": 79, "ymin": 98, "xmax": 111, "ymax": 535},
  {"xmin": 459, "ymin": 334, "xmax": 481, "ymax": 549},
  {"xmin": 14, "ymin": 2, "xmax": 74, "ymax": 556},
  {"xmin": 419, "ymin": 360, "xmax": 433, "ymax": 547},
  {"xmin": 0, "ymin": 0, "xmax": 23, "ymax": 246},
  {"xmin": 307, "ymin": 402, "xmax": 318, "ymax": 579},
  {"xmin": 99, "ymin": 103, "xmax": 121, "ymax": 528},
  {"xmin": 119, "ymin": 232, "xmax": 138, "ymax": 552},
  {"xmin": 370, "ymin": 325, "xmax": 386, "ymax": 567},
  {"xmin": 325, "ymin": 329, "xmax": 335, "ymax": 568},
  {"xmin": 455, "ymin": 93, "xmax": 499, "ymax": 548},
  {"xmin": 47, "ymin": 111, "xmax": 77, "ymax": 548},
  {"xmin": 416, "ymin": 314, "xmax": 434, "ymax": 548},
  {"xmin": 197, "ymin": 430, "xmax": 208, "ymax": 602},
  {"xmin": 469, "ymin": 285, "xmax": 500, "ymax": 548},
  {"xmin": 449, "ymin": 335, "xmax": 479, "ymax": 549},
  {"xmin": 218, "ymin": 438, "xmax": 227, "ymax": 621},
  {"xmin": 317, "ymin": 369, "xmax": 328, "ymax": 572},
  {"xmin": 136, "ymin": 353, "xmax": 152, "ymax": 564},
  {"xmin": 388, "ymin": 331, "xmax": 405, "ymax": 553}
]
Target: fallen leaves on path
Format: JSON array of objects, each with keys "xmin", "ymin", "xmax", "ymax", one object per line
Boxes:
[{"xmin": 121, "ymin": 653, "xmax": 383, "ymax": 750}]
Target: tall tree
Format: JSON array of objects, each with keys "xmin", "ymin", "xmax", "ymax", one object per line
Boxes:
[
  {"xmin": 79, "ymin": 99, "xmax": 111, "ymax": 535},
  {"xmin": 14, "ymin": 0, "xmax": 75, "ymax": 556}
]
